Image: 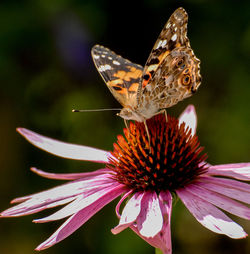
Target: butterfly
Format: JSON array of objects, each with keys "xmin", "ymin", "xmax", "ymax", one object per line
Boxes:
[{"xmin": 91, "ymin": 7, "xmax": 201, "ymax": 142}]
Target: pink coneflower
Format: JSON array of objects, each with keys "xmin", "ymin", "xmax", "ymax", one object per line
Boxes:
[{"xmin": 1, "ymin": 105, "xmax": 250, "ymax": 253}]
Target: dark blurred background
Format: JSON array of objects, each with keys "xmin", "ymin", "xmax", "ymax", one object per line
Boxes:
[{"xmin": 0, "ymin": 0, "xmax": 249, "ymax": 253}]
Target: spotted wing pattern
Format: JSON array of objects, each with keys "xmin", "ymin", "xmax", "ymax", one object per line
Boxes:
[
  {"xmin": 91, "ymin": 7, "xmax": 201, "ymax": 122},
  {"xmin": 137, "ymin": 7, "xmax": 201, "ymax": 111},
  {"xmin": 91, "ymin": 45, "xmax": 143, "ymax": 108}
]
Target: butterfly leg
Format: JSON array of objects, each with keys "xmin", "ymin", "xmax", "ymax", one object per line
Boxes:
[
  {"xmin": 143, "ymin": 120, "xmax": 152, "ymax": 152},
  {"xmin": 163, "ymin": 109, "xmax": 168, "ymax": 123},
  {"xmin": 124, "ymin": 119, "xmax": 132, "ymax": 142},
  {"xmin": 155, "ymin": 109, "xmax": 168, "ymax": 123},
  {"xmin": 124, "ymin": 119, "xmax": 129, "ymax": 130}
]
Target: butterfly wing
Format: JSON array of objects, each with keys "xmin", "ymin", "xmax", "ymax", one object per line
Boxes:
[
  {"xmin": 91, "ymin": 45, "xmax": 143, "ymax": 108},
  {"xmin": 137, "ymin": 7, "xmax": 201, "ymax": 109}
]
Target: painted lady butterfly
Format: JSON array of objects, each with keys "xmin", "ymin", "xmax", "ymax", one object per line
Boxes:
[{"xmin": 91, "ymin": 7, "xmax": 201, "ymax": 129}]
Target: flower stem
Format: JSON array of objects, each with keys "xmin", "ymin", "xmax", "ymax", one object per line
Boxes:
[{"xmin": 155, "ymin": 248, "xmax": 163, "ymax": 254}]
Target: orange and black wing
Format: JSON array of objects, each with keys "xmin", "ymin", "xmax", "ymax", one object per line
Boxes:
[{"xmin": 91, "ymin": 45, "xmax": 143, "ymax": 108}]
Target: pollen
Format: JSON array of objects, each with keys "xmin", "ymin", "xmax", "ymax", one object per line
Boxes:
[{"xmin": 108, "ymin": 114, "xmax": 208, "ymax": 192}]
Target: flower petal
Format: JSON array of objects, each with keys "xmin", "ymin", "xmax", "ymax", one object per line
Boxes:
[
  {"xmin": 130, "ymin": 191, "xmax": 173, "ymax": 254},
  {"xmin": 17, "ymin": 128, "xmax": 110, "ymax": 163},
  {"xmin": 1, "ymin": 174, "xmax": 114, "ymax": 217},
  {"xmin": 111, "ymin": 192, "xmax": 144, "ymax": 234},
  {"xmin": 1, "ymin": 197, "xmax": 76, "ymax": 217},
  {"xmin": 137, "ymin": 191, "xmax": 163, "ymax": 238},
  {"xmin": 157, "ymin": 191, "xmax": 172, "ymax": 254},
  {"xmin": 207, "ymin": 163, "xmax": 250, "ymax": 181},
  {"xmin": 35, "ymin": 184, "xmax": 125, "ymax": 250},
  {"xmin": 130, "ymin": 224, "xmax": 172, "ymax": 254},
  {"xmin": 197, "ymin": 176, "xmax": 250, "ymax": 204},
  {"xmin": 30, "ymin": 167, "xmax": 112, "ymax": 180},
  {"xmin": 187, "ymin": 183, "xmax": 250, "ymax": 219},
  {"xmin": 34, "ymin": 182, "xmax": 121, "ymax": 223},
  {"xmin": 177, "ymin": 188, "xmax": 247, "ymax": 239},
  {"xmin": 115, "ymin": 190, "xmax": 133, "ymax": 218},
  {"xmin": 178, "ymin": 105, "xmax": 197, "ymax": 136}
]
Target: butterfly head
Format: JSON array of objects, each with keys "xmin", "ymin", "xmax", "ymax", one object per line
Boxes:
[{"xmin": 117, "ymin": 107, "xmax": 145, "ymax": 122}]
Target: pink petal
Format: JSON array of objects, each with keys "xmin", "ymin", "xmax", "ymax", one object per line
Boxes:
[
  {"xmin": 1, "ymin": 197, "xmax": 76, "ymax": 217},
  {"xmin": 129, "ymin": 191, "xmax": 173, "ymax": 254},
  {"xmin": 111, "ymin": 192, "xmax": 144, "ymax": 234},
  {"xmin": 197, "ymin": 176, "xmax": 250, "ymax": 204},
  {"xmin": 137, "ymin": 191, "xmax": 163, "ymax": 238},
  {"xmin": 10, "ymin": 172, "xmax": 112, "ymax": 204},
  {"xmin": 115, "ymin": 190, "xmax": 133, "ymax": 218},
  {"xmin": 30, "ymin": 167, "xmax": 112, "ymax": 180},
  {"xmin": 159, "ymin": 191, "xmax": 172, "ymax": 219},
  {"xmin": 157, "ymin": 191, "xmax": 172, "ymax": 254},
  {"xmin": 10, "ymin": 195, "xmax": 32, "ymax": 204},
  {"xmin": 187, "ymin": 183, "xmax": 250, "ymax": 219},
  {"xmin": 177, "ymin": 188, "xmax": 247, "ymax": 239},
  {"xmin": 207, "ymin": 163, "xmax": 250, "ymax": 181},
  {"xmin": 178, "ymin": 105, "xmax": 197, "ymax": 136},
  {"xmin": 130, "ymin": 225, "xmax": 172, "ymax": 254},
  {"xmin": 34, "ymin": 182, "xmax": 121, "ymax": 223},
  {"xmin": 17, "ymin": 128, "xmax": 110, "ymax": 163},
  {"xmin": 36, "ymin": 184, "xmax": 125, "ymax": 250},
  {"xmin": 1, "ymin": 174, "xmax": 114, "ymax": 217},
  {"xmin": 201, "ymin": 176, "xmax": 250, "ymax": 192}
]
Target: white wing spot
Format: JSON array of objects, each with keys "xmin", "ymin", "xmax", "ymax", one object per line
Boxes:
[
  {"xmin": 166, "ymin": 22, "xmax": 171, "ymax": 29},
  {"xmin": 98, "ymin": 64, "xmax": 112, "ymax": 72},
  {"xmin": 156, "ymin": 39, "xmax": 167, "ymax": 49},
  {"xmin": 156, "ymin": 40, "xmax": 163, "ymax": 49},
  {"xmin": 93, "ymin": 54, "xmax": 100, "ymax": 59},
  {"xmin": 108, "ymin": 56, "xmax": 112, "ymax": 60},
  {"xmin": 113, "ymin": 60, "xmax": 120, "ymax": 65},
  {"xmin": 161, "ymin": 39, "xmax": 167, "ymax": 47},
  {"xmin": 171, "ymin": 34, "xmax": 177, "ymax": 41}
]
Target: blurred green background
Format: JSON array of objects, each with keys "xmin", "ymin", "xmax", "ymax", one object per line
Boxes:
[{"xmin": 0, "ymin": 0, "xmax": 249, "ymax": 253}]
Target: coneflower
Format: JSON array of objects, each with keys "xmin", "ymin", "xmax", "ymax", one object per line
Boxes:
[{"xmin": 1, "ymin": 105, "xmax": 250, "ymax": 253}]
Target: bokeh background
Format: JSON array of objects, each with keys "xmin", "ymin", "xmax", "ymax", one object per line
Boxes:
[{"xmin": 0, "ymin": 0, "xmax": 250, "ymax": 253}]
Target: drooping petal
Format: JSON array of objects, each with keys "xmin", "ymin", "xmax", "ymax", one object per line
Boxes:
[
  {"xmin": 112, "ymin": 192, "xmax": 144, "ymax": 234},
  {"xmin": 197, "ymin": 176, "xmax": 250, "ymax": 204},
  {"xmin": 31, "ymin": 167, "xmax": 112, "ymax": 181},
  {"xmin": 207, "ymin": 163, "xmax": 250, "ymax": 181},
  {"xmin": 2, "ymin": 197, "xmax": 77, "ymax": 216},
  {"xmin": 186, "ymin": 183, "xmax": 250, "ymax": 220},
  {"xmin": 130, "ymin": 191, "xmax": 173, "ymax": 254},
  {"xmin": 157, "ymin": 191, "xmax": 172, "ymax": 254},
  {"xmin": 34, "ymin": 182, "xmax": 122, "ymax": 223},
  {"xmin": 178, "ymin": 105, "xmax": 197, "ymax": 136},
  {"xmin": 136, "ymin": 191, "xmax": 163, "ymax": 238},
  {"xmin": 177, "ymin": 188, "xmax": 247, "ymax": 239},
  {"xmin": 115, "ymin": 190, "xmax": 133, "ymax": 218},
  {"xmin": 1, "ymin": 174, "xmax": 114, "ymax": 217},
  {"xmin": 17, "ymin": 128, "xmax": 110, "ymax": 163},
  {"xmin": 35, "ymin": 184, "xmax": 125, "ymax": 250}
]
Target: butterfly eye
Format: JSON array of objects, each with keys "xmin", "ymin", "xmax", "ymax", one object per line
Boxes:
[
  {"xmin": 182, "ymin": 75, "xmax": 191, "ymax": 86},
  {"xmin": 124, "ymin": 109, "xmax": 132, "ymax": 117}
]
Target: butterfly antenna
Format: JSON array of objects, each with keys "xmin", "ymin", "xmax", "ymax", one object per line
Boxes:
[{"xmin": 72, "ymin": 108, "xmax": 122, "ymax": 113}]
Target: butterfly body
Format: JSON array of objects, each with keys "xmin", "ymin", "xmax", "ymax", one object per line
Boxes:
[{"xmin": 91, "ymin": 7, "xmax": 201, "ymax": 123}]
